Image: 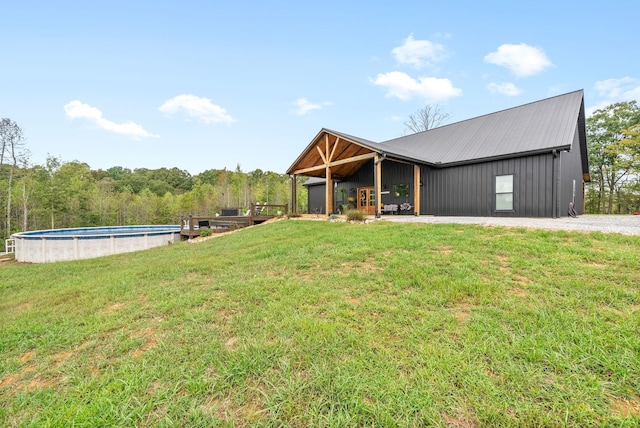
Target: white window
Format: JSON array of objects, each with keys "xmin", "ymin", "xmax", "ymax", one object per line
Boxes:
[{"xmin": 495, "ymin": 174, "xmax": 514, "ymax": 211}]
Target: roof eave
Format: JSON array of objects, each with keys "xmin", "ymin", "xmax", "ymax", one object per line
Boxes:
[{"xmin": 431, "ymin": 146, "xmax": 572, "ymax": 168}]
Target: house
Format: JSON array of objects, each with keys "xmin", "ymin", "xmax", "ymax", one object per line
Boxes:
[{"xmin": 287, "ymin": 90, "xmax": 589, "ymax": 218}]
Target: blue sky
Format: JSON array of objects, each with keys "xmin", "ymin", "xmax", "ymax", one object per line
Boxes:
[{"xmin": 2, "ymin": 1, "xmax": 639, "ymax": 175}]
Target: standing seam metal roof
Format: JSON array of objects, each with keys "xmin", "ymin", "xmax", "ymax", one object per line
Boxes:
[
  {"xmin": 379, "ymin": 90, "xmax": 585, "ymax": 165},
  {"xmin": 289, "ymin": 90, "xmax": 588, "ymax": 177}
]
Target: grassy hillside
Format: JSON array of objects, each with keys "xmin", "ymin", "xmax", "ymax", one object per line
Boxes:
[{"xmin": 1, "ymin": 219, "xmax": 639, "ymax": 426}]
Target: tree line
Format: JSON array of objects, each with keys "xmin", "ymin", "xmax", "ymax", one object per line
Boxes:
[
  {"xmin": 2, "ymin": 99, "xmax": 639, "ymax": 248},
  {"xmin": 0, "ymin": 119, "xmax": 306, "ymax": 249}
]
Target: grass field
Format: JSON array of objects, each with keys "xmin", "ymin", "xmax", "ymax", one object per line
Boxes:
[{"xmin": 1, "ymin": 219, "xmax": 639, "ymax": 426}]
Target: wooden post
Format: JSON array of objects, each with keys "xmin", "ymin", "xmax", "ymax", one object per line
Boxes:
[
  {"xmin": 291, "ymin": 175, "xmax": 297, "ymax": 214},
  {"xmin": 375, "ymin": 154, "xmax": 382, "ymax": 218},
  {"xmin": 326, "ymin": 167, "xmax": 333, "ymax": 216},
  {"xmin": 413, "ymin": 165, "xmax": 421, "ymax": 216}
]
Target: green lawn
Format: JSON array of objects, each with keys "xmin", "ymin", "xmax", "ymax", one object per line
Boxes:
[{"xmin": 1, "ymin": 219, "xmax": 639, "ymax": 427}]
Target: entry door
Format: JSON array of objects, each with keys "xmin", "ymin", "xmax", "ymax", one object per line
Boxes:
[{"xmin": 357, "ymin": 187, "xmax": 376, "ymax": 215}]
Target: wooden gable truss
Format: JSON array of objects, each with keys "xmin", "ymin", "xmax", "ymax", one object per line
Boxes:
[{"xmin": 287, "ymin": 129, "xmax": 420, "ymax": 217}]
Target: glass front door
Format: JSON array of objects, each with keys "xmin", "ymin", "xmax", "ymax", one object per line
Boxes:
[{"xmin": 357, "ymin": 187, "xmax": 376, "ymax": 215}]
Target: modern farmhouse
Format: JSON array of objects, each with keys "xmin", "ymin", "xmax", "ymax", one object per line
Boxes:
[{"xmin": 287, "ymin": 90, "xmax": 589, "ymax": 218}]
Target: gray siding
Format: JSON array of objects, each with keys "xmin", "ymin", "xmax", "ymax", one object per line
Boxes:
[
  {"xmin": 337, "ymin": 160, "xmax": 417, "ymax": 214},
  {"xmin": 421, "ymin": 153, "xmax": 556, "ymax": 217},
  {"xmin": 336, "ymin": 159, "xmax": 374, "ymax": 212},
  {"xmin": 306, "ymin": 152, "xmax": 573, "ymax": 218},
  {"xmin": 559, "ymin": 124, "xmax": 586, "ymax": 215},
  {"xmin": 380, "ymin": 161, "xmax": 415, "ymax": 209},
  {"xmin": 307, "ymin": 184, "xmax": 326, "ymax": 214}
]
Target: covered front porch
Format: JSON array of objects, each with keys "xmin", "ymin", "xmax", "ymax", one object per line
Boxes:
[{"xmin": 287, "ymin": 129, "xmax": 422, "ymax": 217}]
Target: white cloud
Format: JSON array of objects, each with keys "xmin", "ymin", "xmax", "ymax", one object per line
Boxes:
[
  {"xmin": 587, "ymin": 77, "xmax": 640, "ymax": 116},
  {"xmin": 484, "ymin": 43, "xmax": 552, "ymax": 77},
  {"xmin": 391, "ymin": 34, "xmax": 446, "ymax": 68},
  {"xmin": 159, "ymin": 94, "xmax": 234, "ymax": 124},
  {"xmin": 487, "ymin": 82, "xmax": 522, "ymax": 96},
  {"xmin": 585, "ymin": 101, "xmax": 611, "ymax": 118},
  {"xmin": 371, "ymin": 71, "xmax": 462, "ymax": 102},
  {"xmin": 63, "ymin": 100, "xmax": 159, "ymax": 140},
  {"xmin": 594, "ymin": 77, "xmax": 640, "ymax": 100},
  {"xmin": 291, "ymin": 98, "xmax": 331, "ymax": 116}
]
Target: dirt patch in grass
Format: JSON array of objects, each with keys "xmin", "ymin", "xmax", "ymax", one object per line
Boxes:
[
  {"xmin": 359, "ymin": 258, "xmax": 382, "ymax": 273},
  {"xmin": 497, "ymin": 255, "xmax": 508, "ymax": 271},
  {"xmin": 587, "ymin": 261, "xmax": 608, "ymax": 269},
  {"xmin": 20, "ymin": 350, "xmax": 35, "ymax": 363},
  {"xmin": 51, "ymin": 350, "xmax": 75, "ymax": 367},
  {"xmin": 102, "ymin": 302, "xmax": 124, "ymax": 314},
  {"xmin": 224, "ymin": 337, "xmax": 239, "ymax": 350},
  {"xmin": 512, "ymin": 273, "xmax": 532, "ymax": 286},
  {"xmin": 430, "ymin": 246, "xmax": 453, "ymax": 255},
  {"xmin": 131, "ymin": 328, "xmax": 158, "ymax": 359},
  {"xmin": 0, "ymin": 362, "xmax": 54, "ymax": 391},
  {"xmin": 205, "ymin": 394, "xmax": 265, "ymax": 425},
  {"xmin": 442, "ymin": 412, "xmax": 477, "ymax": 427},
  {"xmin": 347, "ymin": 297, "xmax": 361, "ymax": 306},
  {"xmin": 454, "ymin": 303, "xmax": 473, "ymax": 323},
  {"xmin": 16, "ymin": 302, "xmax": 33, "ymax": 312},
  {"xmin": 0, "ymin": 373, "xmax": 20, "ymax": 388},
  {"xmin": 610, "ymin": 396, "xmax": 640, "ymax": 417},
  {"xmin": 507, "ymin": 286, "xmax": 528, "ymax": 298},
  {"xmin": 217, "ymin": 308, "xmax": 238, "ymax": 322}
]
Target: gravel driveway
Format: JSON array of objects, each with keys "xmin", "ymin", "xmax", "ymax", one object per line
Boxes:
[{"xmin": 383, "ymin": 215, "xmax": 640, "ymax": 236}]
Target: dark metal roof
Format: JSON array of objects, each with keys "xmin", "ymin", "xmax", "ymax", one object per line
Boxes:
[
  {"xmin": 380, "ymin": 90, "xmax": 586, "ymax": 166},
  {"xmin": 302, "ymin": 177, "xmax": 326, "ymax": 186},
  {"xmin": 289, "ymin": 90, "xmax": 589, "ymax": 179},
  {"xmin": 322, "ymin": 128, "xmax": 378, "ymax": 149}
]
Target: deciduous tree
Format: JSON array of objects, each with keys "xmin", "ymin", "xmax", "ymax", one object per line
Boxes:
[
  {"xmin": 0, "ymin": 118, "xmax": 27, "ymax": 238},
  {"xmin": 403, "ymin": 104, "xmax": 451, "ymax": 135},
  {"xmin": 587, "ymin": 101, "xmax": 640, "ymax": 213}
]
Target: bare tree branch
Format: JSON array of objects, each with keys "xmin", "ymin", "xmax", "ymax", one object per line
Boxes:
[{"xmin": 403, "ymin": 105, "xmax": 451, "ymax": 135}]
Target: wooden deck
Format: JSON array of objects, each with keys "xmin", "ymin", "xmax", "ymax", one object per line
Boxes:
[{"xmin": 180, "ymin": 203, "xmax": 288, "ymax": 238}]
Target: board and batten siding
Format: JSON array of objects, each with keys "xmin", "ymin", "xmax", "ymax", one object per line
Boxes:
[
  {"xmin": 307, "ymin": 183, "xmax": 326, "ymax": 214},
  {"xmin": 339, "ymin": 160, "xmax": 416, "ymax": 211},
  {"xmin": 421, "ymin": 153, "xmax": 556, "ymax": 217},
  {"xmin": 559, "ymin": 125, "xmax": 586, "ymax": 215}
]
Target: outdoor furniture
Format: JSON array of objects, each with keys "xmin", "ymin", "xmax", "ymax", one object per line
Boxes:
[
  {"xmin": 221, "ymin": 208, "xmax": 240, "ymax": 216},
  {"xmin": 382, "ymin": 204, "xmax": 398, "ymax": 214}
]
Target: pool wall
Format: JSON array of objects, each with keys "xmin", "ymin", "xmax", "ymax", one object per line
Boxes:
[{"xmin": 12, "ymin": 226, "xmax": 181, "ymax": 263}]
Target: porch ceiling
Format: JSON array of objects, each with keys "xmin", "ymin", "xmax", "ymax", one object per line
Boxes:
[{"xmin": 286, "ymin": 129, "xmax": 380, "ymax": 179}]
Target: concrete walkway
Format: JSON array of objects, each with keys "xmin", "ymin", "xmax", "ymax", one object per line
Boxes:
[{"xmin": 382, "ymin": 215, "xmax": 640, "ymax": 236}]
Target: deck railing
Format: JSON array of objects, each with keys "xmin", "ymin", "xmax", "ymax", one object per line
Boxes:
[
  {"xmin": 5, "ymin": 239, "xmax": 15, "ymax": 253},
  {"xmin": 180, "ymin": 203, "xmax": 288, "ymax": 237}
]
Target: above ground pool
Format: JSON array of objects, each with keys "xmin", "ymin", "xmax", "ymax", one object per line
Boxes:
[{"xmin": 12, "ymin": 225, "xmax": 181, "ymax": 263}]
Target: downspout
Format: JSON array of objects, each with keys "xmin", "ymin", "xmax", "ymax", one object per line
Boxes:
[{"xmin": 373, "ymin": 153, "xmax": 387, "ymax": 218}]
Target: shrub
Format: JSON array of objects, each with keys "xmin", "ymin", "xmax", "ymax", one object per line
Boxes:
[
  {"xmin": 346, "ymin": 210, "xmax": 366, "ymax": 222},
  {"xmin": 199, "ymin": 227, "xmax": 212, "ymax": 237}
]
